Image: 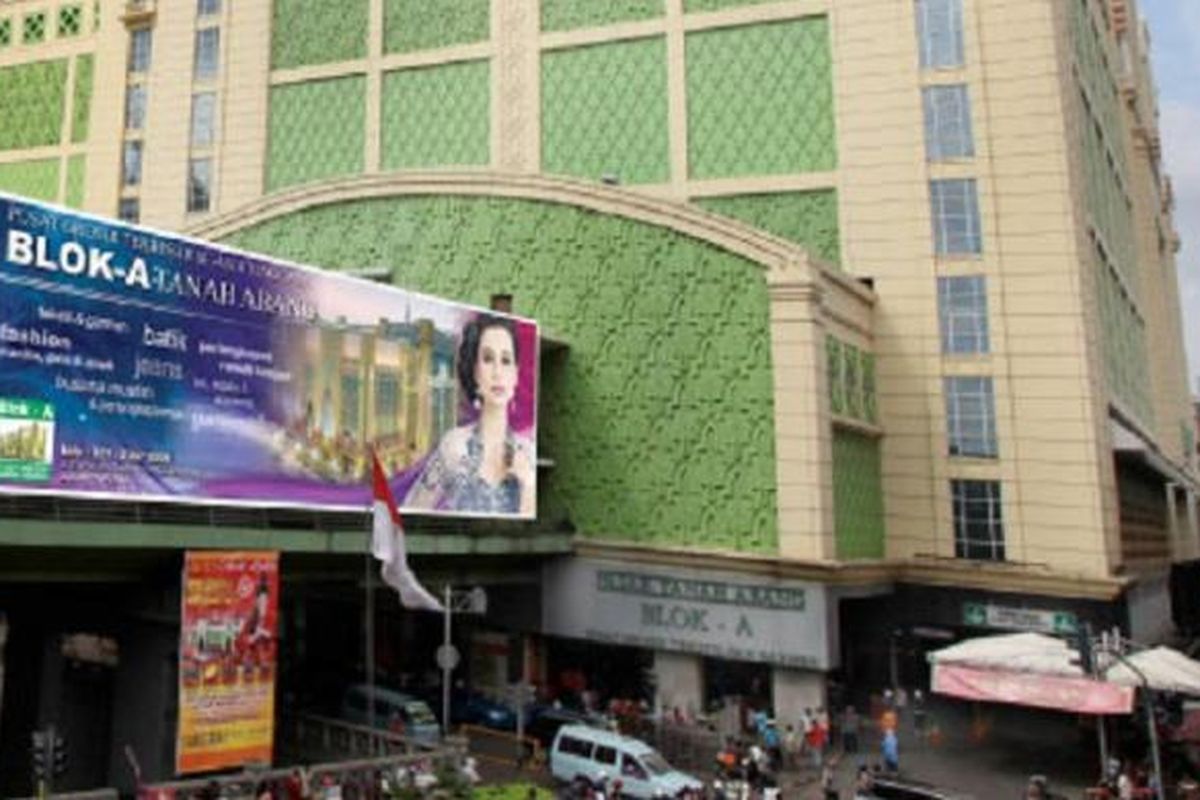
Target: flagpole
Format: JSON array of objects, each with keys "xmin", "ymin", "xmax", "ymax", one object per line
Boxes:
[
  {"xmin": 442, "ymin": 583, "xmax": 452, "ymax": 736},
  {"xmin": 365, "ymin": 513, "xmax": 376, "ymax": 735}
]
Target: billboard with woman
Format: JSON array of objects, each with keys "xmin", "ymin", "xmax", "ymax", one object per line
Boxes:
[{"xmin": 0, "ymin": 193, "xmax": 539, "ymax": 519}]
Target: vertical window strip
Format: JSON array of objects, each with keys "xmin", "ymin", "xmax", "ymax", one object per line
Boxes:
[
  {"xmin": 938, "ymin": 275, "xmax": 989, "ymax": 354},
  {"xmin": 194, "ymin": 27, "xmax": 220, "ymax": 80},
  {"xmin": 952, "ymin": 479, "xmax": 1005, "ymax": 560},
  {"xmin": 923, "ymin": 84, "xmax": 974, "ymax": 160},
  {"xmin": 187, "ymin": 157, "xmax": 212, "ymax": 212},
  {"xmin": 930, "ymin": 178, "xmax": 982, "ymax": 255},
  {"xmin": 944, "ymin": 376, "xmax": 997, "ymax": 457},
  {"xmin": 916, "ymin": 0, "xmax": 964, "ymax": 69},
  {"xmin": 129, "ymin": 28, "xmax": 152, "ymax": 72}
]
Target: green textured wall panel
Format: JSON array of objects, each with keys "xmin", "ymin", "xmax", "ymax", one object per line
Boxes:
[
  {"xmin": 542, "ymin": 37, "xmax": 669, "ymax": 185},
  {"xmin": 0, "ymin": 158, "xmax": 59, "ymax": 202},
  {"xmin": 695, "ymin": 190, "xmax": 840, "ymax": 266},
  {"xmin": 271, "ymin": 0, "xmax": 367, "ymax": 70},
  {"xmin": 541, "ymin": 0, "xmax": 663, "ymax": 32},
  {"xmin": 381, "ymin": 60, "xmax": 489, "ymax": 169},
  {"xmin": 224, "ymin": 196, "xmax": 778, "ymax": 553},
  {"xmin": 0, "ymin": 59, "xmax": 68, "ymax": 151},
  {"xmin": 64, "ymin": 154, "xmax": 84, "ymax": 208},
  {"xmin": 1094, "ymin": 245, "xmax": 1152, "ymax": 427},
  {"xmin": 833, "ymin": 429, "xmax": 885, "ymax": 560},
  {"xmin": 71, "ymin": 53, "xmax": 93, "ymax": 143},
  {"xmin": 686, "ymin": 18, "xmax": 835, "ymax": 178},
  {"xmin": 384, "ymin": 0, "xmax": 489, "ymax": 54},
  {"xmin": 267, "ymin": 77, "xmax": 365, "ymax": 191}
]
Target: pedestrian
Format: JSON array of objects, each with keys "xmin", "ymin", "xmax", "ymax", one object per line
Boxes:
[
  {"xmin": 763, "ymin": 719, "xmax": 782, "ymax": 772},
  {"xmin": 911, "ymin": 689, "xmax": 926, "ymax": 740},
  {"xmin": 853, "ymin": 765, "xmax": 875, "ymax": 800},
  {"xmin": 808, "ymin": 714, "xmax": 827, "ymax": 770},
  {"xmin": 783, "ymin": 724, "xmax": 798, "ymax": 769},
  {"xmin": 821, "ymin": 762, "xmax": 838, "ymax": 800},
  {"xmin": 842, "ymin": 705, "xmax": 860, "ymax": 754},
  {"xmin": 881, "ymin": 728, "xmax": 899, "ymax": 774},
  {"xmin": 817, "ymin": 707, "xmax": 831, "ymax": 757}
]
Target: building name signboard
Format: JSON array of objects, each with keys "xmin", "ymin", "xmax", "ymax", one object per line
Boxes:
[
  {"xmin": 543, "ymin": 559, "xmax": 831, "ymax": 669},
  {"xmin": 962, "ymin": 602, "xmax": 1078, "ymax": 635}
]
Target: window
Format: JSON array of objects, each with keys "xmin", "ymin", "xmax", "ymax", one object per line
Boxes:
[
  {"xmin": 23, "ymin": 11, "xmax": 46, "ymax": 44},
  {"xmin": 118, "ymin": 198, "xmax": 139, "ymax": 223},
  {"xmin": 0, "ymin": 18, "xmax": 11, "ymax": 48},
  {"xmin": 558, "ymin": 736, "xmax": 593, "ymax": 758},
  {"xmin": 916, "ymin": 0, "xmax": 964, "ymax": 69},
  {"xmin": 187, "ymin": 158, "xmax": 212, "ymax": 213},
  {"xmin": 930, "ymin": 178, "xmax": 982, "ymax": 255},
  {"xmin": 944, "ymin": 376, "xmax": 997, "ymax": 457},
  {"xmin": 122, "ymin": 141, "xmax": 143, "ymax": 186},
  {"xmin": 621, "ymin": 754, "xmax": 648, "ymax": 781},
  {"xmin": 194, "ymin": 27, "xmax": 219, "ymax": 79},
  {"xmin": 339, "ymin": 370, "xmax": 360, "ymax": 432},
  {"xmin": 923, "ymin": 84, "xmax": 974, "ymax": 160},
  {"xmin": 125, "ymin": 85, "xmax": 147, "ymax": 130},
  {"xmin": 58, "ymin": 5, "xmax": 83, "ymax": 37},
  {"xmin": 376, "ymin": 371, "xmax": 400, "ymax": 435},
  {"xmin": 129, "ymin": 28, "xmax": 152, "ymax": 72},
  {"xmin": 190, "ymin": 92, "xmax": 216, "ymax": 146},
  {"xmin": 952, "ymin": 479, "xmax": 1004, "ymax": 560},
  {"xmin": 594, "ymin": 746, "xmax": 617, "ymax": 766},
  {"xmin": 937, "ymin": 276, "xmax": 989, "ymax": 354},
  {"xmin": 197, "ymin": 0, "xmax": 221, "ymax": 16}
]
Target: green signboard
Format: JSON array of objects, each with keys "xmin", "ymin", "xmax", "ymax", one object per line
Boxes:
[
  {"xmin": 962, "ymin": 602, "xmax": 1078, "ymax": 635},
  {"xmin": 0, "ymin": 396, "xmax": 54, "ymax": 481}
]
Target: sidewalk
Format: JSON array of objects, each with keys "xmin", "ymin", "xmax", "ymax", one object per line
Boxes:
[{"xmin": 783, "ymin": 699, "xmax": 1097, "ymax": 798}]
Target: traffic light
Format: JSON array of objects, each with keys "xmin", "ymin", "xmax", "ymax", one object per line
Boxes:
[
  {"xmin": 29, "ymin": 731, "xmax": 47, "ymax": 781},
  {"xmin": 52, "ymin": 731, "xmax": 67, "ymax": 777},
  {"xmin": 1075, "ymin": 624, "xmax": 1095, "ymax": 675}
]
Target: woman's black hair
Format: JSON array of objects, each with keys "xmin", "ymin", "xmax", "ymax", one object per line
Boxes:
[{"xmin": 457, "ymin": 314, "xmax": 519, "ymax": 402}]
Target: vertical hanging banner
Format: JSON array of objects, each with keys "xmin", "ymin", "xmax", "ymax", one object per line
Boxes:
[{"xmin": 177, "ymin": 551, "xmax": 279, "ymax": 774}]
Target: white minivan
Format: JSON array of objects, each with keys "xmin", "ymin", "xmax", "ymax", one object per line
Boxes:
[{"xmin": 549, "ymin": 724, "xmax": 704, "ymax": 799}]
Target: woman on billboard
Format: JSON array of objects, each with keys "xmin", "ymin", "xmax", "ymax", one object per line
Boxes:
[{"xmin": 404, "ymin": 314, "xmax": 534, "ymax": 515}]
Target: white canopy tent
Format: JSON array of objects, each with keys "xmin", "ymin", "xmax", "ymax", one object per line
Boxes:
[{"xmin": 1103, "ymin": 647, "xmax": 1200, "ymax": 697}]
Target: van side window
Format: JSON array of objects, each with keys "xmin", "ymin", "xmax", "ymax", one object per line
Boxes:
[
  {"xmin": 347, "ymin": 693, "xmax": 366, "ymax": 712},
  {"xmin": 621, "ymin": 754, "xmax": 647, "ymax": 780},
  {"xmin": 595, "ymin": 745, "xmax": 617, "ymax": 766},
  {"xmin": 559, "ymin": 736, "xmax": 593, "ymax": 758}
]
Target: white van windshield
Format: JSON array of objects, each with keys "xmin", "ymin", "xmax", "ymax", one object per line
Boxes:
[
  {"xmin": 405, "ymin": 702, "xmax": 437, "ymax": 725},
  {"xmin": 642, "ymin": 752, "xmax": 671, "ymax": 776}
]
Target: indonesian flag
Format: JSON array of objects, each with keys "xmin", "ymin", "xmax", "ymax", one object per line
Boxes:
[{"xmin": 371, "ymin": 453, "xmax": 443, "ymax": 612}]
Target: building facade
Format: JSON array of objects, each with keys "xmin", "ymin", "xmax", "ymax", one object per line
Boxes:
[{"xmin": 0, "ymin": 0, "xmax": 1195, "ymax": 791}]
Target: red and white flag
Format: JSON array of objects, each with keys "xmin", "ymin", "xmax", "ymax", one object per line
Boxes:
[{"xmin": 371, "ymin": 453, "xmax": 443, "ymax": 612}]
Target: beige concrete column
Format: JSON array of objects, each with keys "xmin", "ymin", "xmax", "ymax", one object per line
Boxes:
[
  {"xmin": 492, "ymin": 0, "xmax": 540, "ymax": 172},
  {"xmin": 653, "ymin": 650, "xmax": 703, "ymax": 720},
  {"xmin": 772, "ymin": 667, "xmax": 825, "ymax": 726},
  {"xmin": 139, "ymin": 0, "xmax": 195, "ymax": 227},
  {"xmin": 770, "ymin": 272, "xmax": 834, "ymax": 560},
  {"xmin": 218, "ymin": 0, "xmax": 271, "ymax": 213}
]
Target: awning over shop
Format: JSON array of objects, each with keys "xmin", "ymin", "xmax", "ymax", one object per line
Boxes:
[
  {"xmin": 932, "ymin": 663, "xmax": 1134, "ymax": 715},
  {"xmin": 929, "ymin": 632, "xmax": 1135, "ymax": 715},
  {"xmin": 1105, "ymin": 647, "xmax": 1200, "ymax": 696}
]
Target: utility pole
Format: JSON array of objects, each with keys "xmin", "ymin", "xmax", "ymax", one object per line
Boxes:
[{"xmin": 437, "ymin": 586, "xmax": 487, "ymax": 737}]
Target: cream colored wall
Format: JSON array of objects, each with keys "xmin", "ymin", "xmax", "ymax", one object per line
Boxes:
[{"xmin": 832, "ymin": 0, "xmax": 1119, "ymax": 578}]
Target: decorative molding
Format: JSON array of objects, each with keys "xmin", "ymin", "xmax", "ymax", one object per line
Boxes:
[{"xmin": 187, "ymin": 170, "xmax": 840, "ymax": 289}]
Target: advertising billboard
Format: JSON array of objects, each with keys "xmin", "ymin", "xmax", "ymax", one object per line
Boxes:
[
  {"xmin": 177, "ymin": 550, "xmax": 279, "ymax": 774},
  {"xmin": 0, "ymin": 194, "xmax": 538, "ymax": 518}
]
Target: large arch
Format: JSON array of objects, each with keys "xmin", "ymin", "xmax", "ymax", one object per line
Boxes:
[{"xmin": 189, "ymin": 172, "xmax": 867, "ymax": 560}]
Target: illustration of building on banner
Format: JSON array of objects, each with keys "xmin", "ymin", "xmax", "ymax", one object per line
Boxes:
[{"xmin": 275, "ymin": 315, "xmax": 458, "ymax": 484}]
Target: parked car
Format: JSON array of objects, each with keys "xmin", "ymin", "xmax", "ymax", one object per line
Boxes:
[
  {"xmin": 339, "ymin": 684, "xmax": 441, "ymax": 745},
  {"xmin": 867, "ymin": 775, "xmax": 973, "ymax": 800},
  {"xmin": 526, "ymin": 705, "xmax": 606, "ymax": 748},
  {"xmin": 550, "ymin": 723, "xmax": 703, "ymax": 799},
  {"xmin": 415, "ymin": 686, "xmax": 520, "ymax": 730}
]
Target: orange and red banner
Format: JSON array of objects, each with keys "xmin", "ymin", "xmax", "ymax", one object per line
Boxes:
[
  {"xmin": 176, "ymin": 551, "xmax": 279, "ymax": 774},
  {"xmin": 932, "ymin": 663, "xmax": 1134, "ymax": 715}
]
